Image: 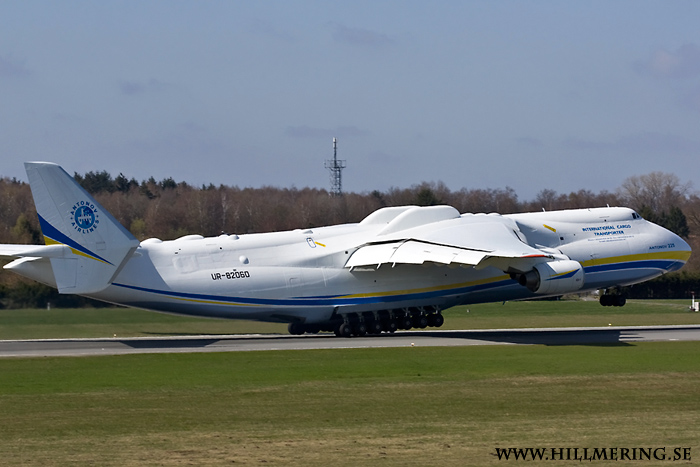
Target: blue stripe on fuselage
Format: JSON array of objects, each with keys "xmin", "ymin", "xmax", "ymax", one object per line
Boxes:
[
  {"xmin": 111, "ymin": 277, "xmax": 513, "ymax": 307},
  {"xmin": 110, "ymin": 258, "xmax": 679, "ymax": 308}
]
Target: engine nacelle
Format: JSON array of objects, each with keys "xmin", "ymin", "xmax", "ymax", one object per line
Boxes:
[{"xmin": 513, "ymin": 260, "xmax": 585, "ymax": 295}]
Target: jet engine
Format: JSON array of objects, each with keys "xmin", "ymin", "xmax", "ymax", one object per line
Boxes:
[{"xmin": 512, "ymin": 260, "xmax": 585, "ymax": 295}]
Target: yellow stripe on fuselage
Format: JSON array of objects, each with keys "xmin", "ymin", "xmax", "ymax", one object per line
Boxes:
[
  {"xmin": 173, "ymin": 297, "xmax": 263, "ymax": 307},
  {"xmin": 336, "ymin": 274, "xmax": 511, "ymax": 300},
  {"xmin": 582, "ymin": 250, "xmax": 691, "ymax": 268}
]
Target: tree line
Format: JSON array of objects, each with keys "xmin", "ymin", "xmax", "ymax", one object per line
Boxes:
[{"xmin": 1, "ymin": 170, "xmax": 698, "ymax": 307}]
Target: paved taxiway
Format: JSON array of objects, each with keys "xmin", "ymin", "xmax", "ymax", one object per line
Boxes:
[{"xmin": 1, "ymin": 325, "xmax": 699, "ymax": 358}]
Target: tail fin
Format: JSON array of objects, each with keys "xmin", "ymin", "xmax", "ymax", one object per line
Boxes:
[{"xmin": 25, "ymin": 162, "xmax": 140, "ymax": 294}]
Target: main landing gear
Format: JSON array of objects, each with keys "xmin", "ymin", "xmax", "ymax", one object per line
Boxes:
[
  {"xmin": 599, "ymin": 289, "xmax": 626, "ymax": 307},
  {"xmin": 287, "ymin": 306, "xmax": 445, "ymax": 337},
  {"xmin": 334, "ymin": 307, "xmax": 444, "ymax": 338}
]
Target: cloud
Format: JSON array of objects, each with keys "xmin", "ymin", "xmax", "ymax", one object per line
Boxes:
[
  {"xmin": 564, "ymin": 131, "xmax": 700, "ymax": 155},
  {"xmin": 0, "ymin": 54, "xmax": 30, "ymax": 78},
  {"xmin": 119, "ymin": 78, "xmax": 169, "ymax": 96},
  {"xmin": 634, "ymin": 43, "xmax": 700, "ymax": 79},
  {"xmin": 247, "ymin": 18, "xmax": 296, "ymax": 42},
  {"xmin": 331, "ymin": 23, "xmax": 393, "ymax": 47},
  {"xmin": 514, "ymin": 136, "xmax": 543, "ymax": 148},
  {"xmin": 680, "ymin": 85, "xmax": 700, "ymax": 113},
  {"xmin": 285, "ymin": 125, "xmax": 369, "ymax": 139},
  {"xmin": 127, "ymin": 122, "xmax": 225, "ymax": 157}
]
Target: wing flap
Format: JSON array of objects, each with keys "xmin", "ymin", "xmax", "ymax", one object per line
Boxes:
[
  {"xmin": 346, "ymin": 239, "xmax": 553, "ymax": 272},
  {"xmin": 345, "ymin": 243, "xmax": 401, "ymax": 268},
  {"xmin": 475, "ymin": 253, "xmax": 551, "ymax": 274},
  {"xmin": 390, "ymin": 241, "xmax": 489, "ymax": 266},
  {"xmin": 346, "ymin": 240, "xmax": 492, "ymax": 269}
]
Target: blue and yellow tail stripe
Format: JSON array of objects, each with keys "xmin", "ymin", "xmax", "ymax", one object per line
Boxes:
[{"xmin": 38, "ymin": 214, "xmax": 113, "ymax": 265}]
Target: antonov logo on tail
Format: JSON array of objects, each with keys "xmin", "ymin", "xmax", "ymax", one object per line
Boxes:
[{"xmin": 70, "ymin": 201, "xmax": 99, "ymax": 233}]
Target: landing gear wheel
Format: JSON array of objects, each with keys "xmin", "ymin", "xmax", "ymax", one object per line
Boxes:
[
  {"xmin": 288, "ymin": 322, "xmax": 305, "ymax": 335},
  {"xmin": 413, "ymin": 315, "xmax": 428, "ymax": 329},
  {"xmin": 368, "ymin": 321, "xmax": 383, "ymax": 335},
  {"xmin": 600, "ymin": 294, "xmax": 627, "ymax": 307},
  {"xmin": 355, "ymin": 322, "xmax": 367, "ymax": 337},
  {"xmin": 383, "ymin": 319, "xmax": 398, "ymax": 333},
  {"xmin": 430, "ymin": 313, "xmax": 444, "ymax": 328},
  {"xmin": 338, "ymin": 322, "xmax": 353, "ymax": 337}
]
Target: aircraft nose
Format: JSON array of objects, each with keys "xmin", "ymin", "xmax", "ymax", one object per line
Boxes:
[{"xmin": 655, "ymin": 225, "xmax": 692, "ymax": 272}]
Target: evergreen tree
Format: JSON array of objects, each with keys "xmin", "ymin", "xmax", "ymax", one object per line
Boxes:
[
  {"xmin": 77, "ymin": 170, "xmax": 115, "ymax": 194},
  {"xmin": 662, "ymin": 206, "xmax": 690, "ymax": 238},
  {"xmin": 415, "ymin": 187, "xmax": 442, "ymax": 206}
]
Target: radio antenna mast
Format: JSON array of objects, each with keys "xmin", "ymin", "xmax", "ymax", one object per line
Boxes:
[{"xmin": 324, "ymin": 137, "xmax": 346, "ymax": 196}]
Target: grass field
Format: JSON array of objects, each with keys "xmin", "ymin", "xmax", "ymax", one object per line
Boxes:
[
  {"xmin": 1, "ymin": 298, "xmax": 699, "ymax": 340},
  {"xmin": 0, "ymin": 343, "xmax": 698, "ymax": 466},
  {"xmin": 1, "ymin": 300, "xmax": 698, "ymax": 465}
]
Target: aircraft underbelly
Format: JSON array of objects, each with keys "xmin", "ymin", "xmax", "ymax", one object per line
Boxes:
[{"xmin": 95, "ymin": 262, "xmax": 526, "ymax": 322}]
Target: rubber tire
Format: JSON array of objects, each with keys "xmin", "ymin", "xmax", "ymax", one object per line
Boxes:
[
  {"xmin": 383, "ymin": 319, "xmax": 398, "ymax": 333},
  {"xmin": 368, "ymin": 321, "xmax": 383, "ymax": 335},
  {"xmin": 339, "ymin": 322, "xmax": 353, "ymax": 337},
  {"xmin": 414, "ymin": 315, "xmax": 428, "ymax": 329}
]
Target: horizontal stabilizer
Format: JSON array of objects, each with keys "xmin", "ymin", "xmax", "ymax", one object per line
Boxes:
[{"xmin": 0, "ymin": 244, "xmax": 70, "ymax": 259}]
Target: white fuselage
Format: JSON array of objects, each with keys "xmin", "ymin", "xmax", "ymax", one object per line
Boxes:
[{"xmin": 88, "ymin": 207, "xmax": 689, "ymax": 325}]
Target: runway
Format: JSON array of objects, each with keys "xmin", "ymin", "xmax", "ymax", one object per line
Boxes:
[{"xmin": 1, "ymin": 325, "xmax": 700, "ymax": 358}]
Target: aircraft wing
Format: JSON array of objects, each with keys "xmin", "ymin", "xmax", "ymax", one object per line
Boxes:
[{"xmin": 346, "ymin": 218, "xmax": 555, "ymax": 273}]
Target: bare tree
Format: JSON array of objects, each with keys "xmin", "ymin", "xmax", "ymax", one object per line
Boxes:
[{"xmin": 618, "ymin": 172, "xmax": 692, "ymax": 214}]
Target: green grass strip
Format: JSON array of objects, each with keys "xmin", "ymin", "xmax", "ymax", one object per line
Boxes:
[{"xmin": 0, "ymin": 342, "xmax": 698, "ymax": 465}]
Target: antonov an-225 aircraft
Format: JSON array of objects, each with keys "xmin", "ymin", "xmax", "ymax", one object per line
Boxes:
[{"xmin": 0, "ymin": 163, "xmax": 692, "ymax": 337}]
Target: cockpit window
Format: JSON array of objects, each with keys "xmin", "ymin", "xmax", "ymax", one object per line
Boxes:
[{"xmin": 632, "ymin": 212, "xmax": 642, "ymax": 220}]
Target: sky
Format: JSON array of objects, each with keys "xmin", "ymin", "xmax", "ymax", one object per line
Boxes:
[{"xmin": 1, "ymin": 1, "xmax": 700, "ymax": 202}]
